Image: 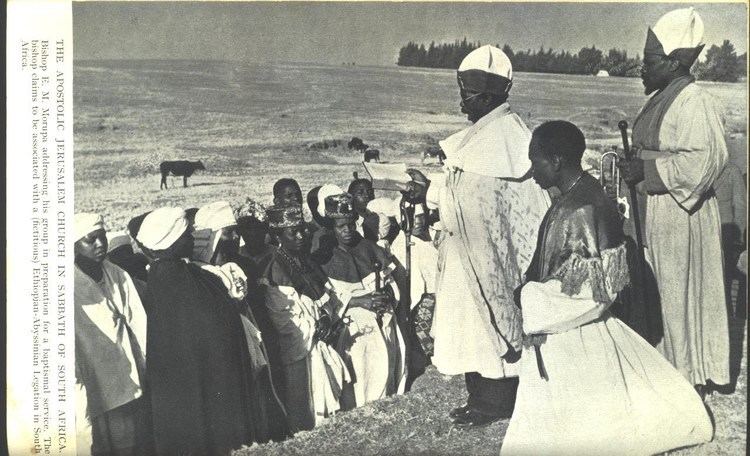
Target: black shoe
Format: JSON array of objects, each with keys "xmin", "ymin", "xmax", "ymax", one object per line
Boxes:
[
  {"xmin": 452, "ymin": 409, "xmax": 502, "ymax": 428},
  {"xmin": 448, "ymin": 404, "xmax": 471, "ymax": 419}
]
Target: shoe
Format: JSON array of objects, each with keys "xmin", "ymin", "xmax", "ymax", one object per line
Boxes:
[
  {"xmin": 448, "ymin": 404, "xmax": 471, "ymax": 419},
  {"xmin": 452, "ymin": 409, "xmax": 502, "ymax": 428}
]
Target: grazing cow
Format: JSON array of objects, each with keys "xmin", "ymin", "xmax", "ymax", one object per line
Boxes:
[
  {"xmin": 422, "ymin": 145, "xmax": 446, "ymax": 165},
  {"xmin": 363, "ymin": 149, "xmax": 380, "ymax": 163},
  {"xmin": 348, "ymin": 137, "xmax": 369, "ymax": 152},
  {"xmin": 160, "ymin": 160, "xmax": 206, "ymax": 189}
]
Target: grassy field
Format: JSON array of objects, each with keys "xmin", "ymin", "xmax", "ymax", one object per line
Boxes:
[
  {"xmin": 74, "ymin": 61, "xmax": 747, "ymax": 455},
  {"xmin": 74, "ymin": 62, "xmax": 747, "ymax": 229},
  {"xmin": 231, "ymin": 300, "xmax": 747, "ymax": 456}
]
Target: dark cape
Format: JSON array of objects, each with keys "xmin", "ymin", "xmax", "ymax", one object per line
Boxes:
[
  {"xmin": 145, "ymin": 259, "xmax": 278, "ymax": 455},
  {"xmin": 526, "ymin": 173, "xmax": 629, "ymax": 304},
  {"xmin": 107, "ymin": 245, "xmax": 149, "ymax": 283}
]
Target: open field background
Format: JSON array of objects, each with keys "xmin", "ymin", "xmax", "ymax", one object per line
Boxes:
[
  {"xmin": 74, "ymin": 61, "xmax": 747, "ymax": 229},
  {"xmin": 74, "ymin": 60, "xmax": 747, "ymax": 455}
]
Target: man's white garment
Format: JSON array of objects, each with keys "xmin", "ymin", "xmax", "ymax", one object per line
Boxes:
[
  {"xmin": 263, "ymin": 283, "xmax": 351, "ymax": 425},
  {"xmin": 501, "ymin": 279, "xmax": 713, "ymax": 455},
  {"xmin": 74, "ymin": 260, "xmax": 148, "ymax": 454},
  {"xmin": 426, "ymin": 103, "xmax": 550, "ymax": 378},
  {"xmin": 637, "ymin": 83, "xmax": 730, "ymax": 385},
  {"xmin": 391, "ymin": 230, "xmax": 438, "ymax": 310}
]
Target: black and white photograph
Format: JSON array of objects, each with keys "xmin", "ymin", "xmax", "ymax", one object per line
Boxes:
[{"xmin": 6, "ymin": 1, "xmax": 748, "ymax": 455}]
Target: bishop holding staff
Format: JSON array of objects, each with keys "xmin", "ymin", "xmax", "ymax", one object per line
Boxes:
[{"xmin": 619, "ymin": 7, "xmax": 730, "ymax": 396}]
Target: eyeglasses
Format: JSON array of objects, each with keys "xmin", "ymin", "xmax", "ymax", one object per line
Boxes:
[{"xmin": 460, "ymin": 91, "xmax": 482, "ymax": 105}]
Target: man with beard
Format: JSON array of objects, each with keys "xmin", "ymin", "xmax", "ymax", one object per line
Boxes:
[
  {"xmin": 619, "ymin": 7, "xmax": 730, "ymax": 396},
  {"xmin": 315, "ymin": 193, "xmax": 408, "ymax": 407},
  {"xmin": 261, "ymin": 204, "xmax": 351, "ymax": 430},
  {"xmin": 408, "ymin": 45, "xmax": 550, "ymax": 426},
  {"xmin": 137, "ymin": 207, "xmax": 272, "ymax": 454},
  {"xmin": 74, "ymin": 213, "xmax": 152, "ymax": 455}
]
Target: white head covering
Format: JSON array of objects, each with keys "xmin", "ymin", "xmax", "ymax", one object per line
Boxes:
[
  {"xmin": 652, "ymin": 7, "xmax": 704, "ymax": 55},
  {"xmin": 645, "ymin": 7, "xmax": 705, "ymax": 67},
  {"xmin": 458, "ymin": 45, "xmax": 513, "ymax": 80},
  {"xmin": 194, "ymin": 201, "xmax": 236, "ymax": 231},
  {"xmin": 137, "ymin": 207, "xmax": 188, "ymax": 251},
  {"xmin": 75, "ymin": 213, "xmax": 104, "ymax": 241},
  {"xmin": 316, "ymin": 184, "xmax": 344, "ymax": 218},
  {"xmin": 107, "ymin": 230, "xmax": 131, "ymax": 252}
]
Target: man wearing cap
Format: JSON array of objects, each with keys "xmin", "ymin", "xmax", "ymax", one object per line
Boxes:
[
  {"xmin": 73, "ymin": 213, "xmax": 151, "ymax": 455},
  {"xmin": 137, "ymin": 207, "xmax": 275, "ymax": 454},
  {"xmin": 315, "ymin": 193, "xmax": 409, "ymax": 407},
  {"xmin": 619, "ymin": 7, "xmax": 730, "ymax": 395},
  {"xmin": 235, "ymin": 198, "xmax": 274, "ymax": 271},
  {"xmin": 261, "ymin": 204, "xmax": 351, "ymax": 431},
  {"xmin": 408, "ymin": 45, "xmax": 550, "ymax": 426}
]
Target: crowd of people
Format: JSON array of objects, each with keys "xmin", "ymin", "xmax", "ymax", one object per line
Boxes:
[{"xmin": 73, "ymin": 7, "xmax": 746, "ymax": 456}]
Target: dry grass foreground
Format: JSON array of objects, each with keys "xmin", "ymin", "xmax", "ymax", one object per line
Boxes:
[{"xmin": 235, "ymin": 299, "xmax": 747, "ymax": 456}]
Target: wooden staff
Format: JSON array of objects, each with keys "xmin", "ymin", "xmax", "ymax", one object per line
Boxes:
[{"xmin": 618, "ymin": 120, "xmax": 647, "ymax": 303}]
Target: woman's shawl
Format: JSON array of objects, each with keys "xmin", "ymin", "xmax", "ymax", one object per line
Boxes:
[
  {"xmin": 528, "ymin": 174, "xmax": 630, "ymax": 305},
  {"xmin": 315, "ymin": 235, "xmax": 397, "ymax": 306}
]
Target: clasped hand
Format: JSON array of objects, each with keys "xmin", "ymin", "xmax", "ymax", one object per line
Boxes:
[
  {"xmin": 350, "ymin": 291, "xmax": 393, "ymax": 314},
  {"xmin": 617, "ymin": 152, "xmax": 645, "ymax": 185},
  {"xmin": 313, "ymin": 312, "xmax": 347, "ymax": 345}
]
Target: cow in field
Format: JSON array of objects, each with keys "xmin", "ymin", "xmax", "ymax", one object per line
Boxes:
[
  {"xmin": 160, "ymin": 160, "xmax": 206, "ymax": 189},
  {"xmin": 348, "ymin": 137, "xmax": 369, "ymax": 152},
  {"xmin": 363, "ymin": 149, "xmax": 380, "ymax": 163}
]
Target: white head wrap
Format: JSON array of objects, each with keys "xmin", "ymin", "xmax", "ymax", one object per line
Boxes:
[
  {"xmin": 652, "ymin": 7, "xmax": 704, "ymax": 55},
  {"xmin": 194, "ymin": 201, "xmax": 236, "ymax": 231},
  {"xmin": 316, "ymin": 184, "xmax": 344, "ymax": 218},
  {"xmin": 75, "ymin": 213, "xmax": 104, "ymax": 241},
  {"xmin": 137, "ymin": 207, "xmax": 188, "ymax": 251},
  {"xmin": 107, "ymin": 230, "xmax": 131, "ymax": 252},
  {"xmin": 458, "ymin": 45, "xmax": 513, "ymax": 80}
]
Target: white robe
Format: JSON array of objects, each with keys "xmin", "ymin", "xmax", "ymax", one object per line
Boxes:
[
  {"xmin": 74, "ymin": 260, "xmax": 148, "ymax": 455},
  {"xmin": 639, "ymin": 83, "xmax": 730, "ymax": 385},
  {"xmin": 501, "ymin": 279, "xmax": 713, "ymax": 456},
  {"xmin": 391, "ymin": 230, "xmax": 438, "ymax": 310},
  {"xmin": 327, "ymin": 264, "xmax": 407, "ymax": 407},
  {"xmin": 264, "ymin": 284, "xmax": 351, "ymax": 428},
  {"xmin": 427, "ymin": 103, "xmax": 550, "ymax": 378}
]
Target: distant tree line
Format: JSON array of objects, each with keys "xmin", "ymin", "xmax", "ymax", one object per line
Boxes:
[{"xmin": 397, "ymin": 38, "xmax": 746, "ymax": 82}]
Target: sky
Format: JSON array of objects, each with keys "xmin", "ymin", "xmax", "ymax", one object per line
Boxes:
[{"xmin": 73, "ymin": 1, "xmax": 748, "ymax": 66}]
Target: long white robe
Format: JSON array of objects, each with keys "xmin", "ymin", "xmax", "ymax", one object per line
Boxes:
[
  {"xmin": 263, "ymin": 284, "xmax": 351, "ymax": 428},
  {"xmin": 391, "ymin": 230, "xmax": 437, "ymax": 310},
  {"xmin": 74, "ymin": 260, "xmax": 148, "ymax": 455},
  {"xmin": 637, "ymin": 83, "xmax": 730, "ymax": 385},
  {"xmin": 324, "ymin": 253, "xmax": 407, "ymax": 407},
  {"xmin": 427, "ymin": 103, "xmax": 550, "ymax": 378},
  {"xmin": 501, "ymin": 278, "xmax": 713, "ymax": 456}
]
